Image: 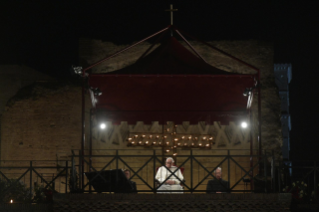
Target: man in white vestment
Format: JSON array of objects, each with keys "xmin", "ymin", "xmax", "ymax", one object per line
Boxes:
[{"xmin": 155, "ymin": 157, "xmax": 184, "ymax": 193}]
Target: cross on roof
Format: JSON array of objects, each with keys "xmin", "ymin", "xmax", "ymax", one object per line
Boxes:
[{"xmin": 165, "ymin": 4, "xmax": 178, "ymax": 25}]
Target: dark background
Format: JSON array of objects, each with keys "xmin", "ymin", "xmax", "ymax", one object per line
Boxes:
[{"xmin": 1, "ymin": 0, "xmax": 318, "ymax": 160}]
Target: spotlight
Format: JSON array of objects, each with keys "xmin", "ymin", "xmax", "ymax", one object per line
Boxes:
[
  {"xmin": 72, "ymin": 66, "xmax": 83, "ymax": 75},
  {"xmin": 100, "ymin": 123, "xmax": 106, "ymax": 129},
  {"xmin": 91, "ymin": 87, "xmax": 102, "ymax": 96},
  {"xmin": 243, "ymin": 88, "xmax": 252, "ymax": 96},
  {"xmin": 241, "ymin": 122, "xmax": 248, "ymax": 128}
]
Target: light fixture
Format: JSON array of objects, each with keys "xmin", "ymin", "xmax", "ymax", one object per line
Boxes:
[
  {"xmin": 72, "ymin": 66, "xmax": 82, "ymax": 75},
  {"xmin": 243, "ymin": 88, "xmax": 252, "ymax": 96},
  {"xmin": 10, "ymin": 199, "xmax": 13, "ymax": 204},
  {"xmin": 241, "ymin": 122, "xmax": 248, "ymax": 128},
  {"xmin": 91, "ymin": 87, "xmax": 102, "ymax": 96},
  {"xmin": 100, "ymin": 123, "xmax": 106, "ymax": 129},
  {"xmin": 127, "ymin": 133, "xmax": 213, "ymax": 149}
]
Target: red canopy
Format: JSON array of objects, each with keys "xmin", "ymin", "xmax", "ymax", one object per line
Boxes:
[{"xmin": 87, "ymin": 30, "xmax": 257, "ymax": 125}]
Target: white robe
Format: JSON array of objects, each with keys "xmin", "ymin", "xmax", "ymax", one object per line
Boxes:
[{"xmin": 155, "ymin": 166, "xmax": 184, "ymax": 193}]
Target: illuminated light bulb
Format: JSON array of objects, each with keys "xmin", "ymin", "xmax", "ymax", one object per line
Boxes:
[
  {"xmin": 131, "ymin": 141, "xmax": 135, "ymax": 144},
  {"xmin": 203, "ymin": 137, "xmax": 207, "ymax": 140},
  {"xmin": 174, "ymin": 138, "xmax": 178, "ymax": 141},
  {"xmin": 166, "ymin": 149, "xmax": 170, "ymax": 152},
  {"xmin": 138, "ymin": 141, "xmax": 142, "ymax": 145},
  {"xmin": 100, "ymin": 123, "xmax": 106, "ymax": 129},
  {"xmin": 199, "ymin": 143, "xmax": 202, "ymax": 146},
  {"xmin": 206, "ymin": 144, "xmax": 210, "ymax": 147},
  {"xmin": 159, "ymin": 142, "xmax": 162, "ymax": 145},
  {"xmin": 166, "ymin": 142, "xmax": 169, "ymax": 145},
  {"xmin": 145, "ymin": 141, "xmax": 149, "ymax": 144},
  {"xmin": 241, "ymin": 122, "xmax": 248, "ymax": 128},
  {"xmin": 153, "ymin": 141, "xmax": 157, "ymax": 145},
  {"xmin": 194, "ymin": 137, "xmax": 198, "ymax": 140},
  {"xmin": 191, "ymin": 143, "xmax": 195, "ymax": 146},
  {"xmin": 142, "ymin": 135, "xmax": 146, "ymax": 138},
  {"xmin": 209, "ymin": 137, "xmax": 213, "ymax": 140},
  {"xmin": 128, "ymin": 137, "xmax": 132, "ymax": 141},
  {"xmin": 188, "ymin": 136, "xmax": 192, "ymax": 140},
  {"xmin": 164, "ymin": 136, "xmax": 167, "ymax": 139},
  {"xmin": 134, "ymin": 135, "xmax": 138, "ymax": 138},
  {"xmin": 177, "ymin": 143, "xmax": 181, "ymax": 146},
  {"xmin": 184, "ymin": 143, "xmax": 188, "ymax": 146},
  {"xmin": 10, "ymin": 199, "xmax": 13, "ymax": 203},
  {"xmin": 173, "ymin": 146, "xmax": 177, "ymax": 148},
  {"xmin": 167, "ymin": 129, "xmax": 170, "ymax": 132},
  {"xmin": 173, "ymin": 153, "xmax": 177, "ymax": 156},
  {"xmin": 156, "ymin": 135, "xmax": 159, "ymax": 139},
  {"xmin": 181, "ymin": 136, "xmax": 185, "ymax": 139},
  {"xmin": 149, "ymin": 135, "xmax": 153, "ymax": 138}
]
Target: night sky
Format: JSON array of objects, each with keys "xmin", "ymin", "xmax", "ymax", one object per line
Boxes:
[{"xmin": 1, "ymin": 0, "xmax": 318, "ymax": 160}]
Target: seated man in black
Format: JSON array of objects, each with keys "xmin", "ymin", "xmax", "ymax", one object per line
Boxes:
[
  {"xmin": 123, "ymin": 169, "xmax": 137, "ymax": 193},
  {"xmin": 206, "ymin": 167, "xmax": 229, "ymax": 193}
]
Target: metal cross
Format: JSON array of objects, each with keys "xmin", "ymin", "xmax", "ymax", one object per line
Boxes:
[{"xmin": 165, "ymin": 4, "xmax": 178, "ymax": 25}]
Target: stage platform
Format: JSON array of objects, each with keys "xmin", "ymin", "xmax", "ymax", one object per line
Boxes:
[{"xmin": 52, "ymin": 193, "xmax": 292, "ymax": 212}]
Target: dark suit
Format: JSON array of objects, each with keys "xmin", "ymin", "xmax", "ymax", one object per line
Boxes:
[
  {"xmin": 114, "ymin": 180, "xmax": 137, "ymax": 193},
  {"xmin": 206, "ymin": 179, "xmax": 229, "ymax": 193},
  {"xmin": 129, "ymin": 180, "xmax": 137, "ymax": 193}
]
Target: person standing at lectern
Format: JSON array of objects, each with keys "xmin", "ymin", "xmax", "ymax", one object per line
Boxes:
[
  {"xmin": 155, "ymin": 157, "xmax": 184, "ymax": 193},
  {"xmin": 206, "ymin": 167, "xmax": 229, "ymax": 193}
]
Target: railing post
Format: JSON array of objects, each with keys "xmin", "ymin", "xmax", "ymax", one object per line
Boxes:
[
  {"xmin": 72, "ymin": 154, "xmax": 76, "ymax": 192},
  {"xmin": 79, "ymin": 150, "xmax": 82, "ymax": 190},
  {"xmin": 30, "ymin": 161, "xmax": 32, "ymax": 202},
  {"xmin": 116, "ymin": 150, "xmax": 119, "ymax": 182},
  {"xmin": 190, "ymin": 149, "xmax": 193, "ymax": 193},
  {"xmin": 65, "ymin": 161, "xmax": 68, "ymax": 193},
  {"xmin": 228, "ymin": 150, "xmax": 230, "ymax": 192},
  {"xmin": 314, "ymin": 161, "xmax": 317, "ymax": 199},
  {"xmin": 278, "ymin": 165, "xmax": 281, "ymax": 194},
  {"xmin": 153, "ymin": 150, "xmax": 156, "ymax": 193},
  {"xmin": 271, "ymin": 150, "xmax": 275, "ymax": 192},
  {"xmin": 264, "ymin": 153, "xmax": 267, "ymax": 193}
]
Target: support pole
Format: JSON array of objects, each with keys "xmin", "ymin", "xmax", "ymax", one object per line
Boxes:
[
  {"xmin": 81, "ymin": 70, "xmax": 86, "ymax": 190},
  {"xmin": 30, "ymin": 161, "xmax": 32, "ymax": 202},
  {"xmin": 257, "ymin": 72, "xmax": 262, "ymax": 174},
  {"xmin": 249, "ymin": 109, "xmax": 254, "ymax": 190},
  {"xmin": 65, "ymin": 161, "xmax": 68, "ymax": 193}
]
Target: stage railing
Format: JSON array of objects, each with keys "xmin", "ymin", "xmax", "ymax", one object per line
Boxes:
[
  {"xmin": 0, "ymin": 160, "xmax": 70, "ymax": 202},
  {"xmin": 71, "ymin": 149, "xmax": 274, "ymax": 193}
]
